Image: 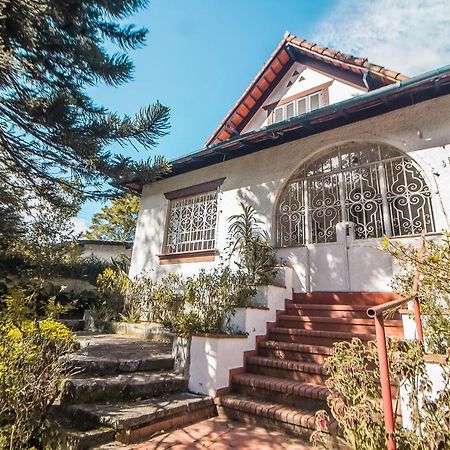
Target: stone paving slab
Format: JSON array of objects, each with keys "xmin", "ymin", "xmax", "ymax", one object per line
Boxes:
[
  {"xmin": 96, "ymin": 417, "xmax": 313, "ymax": 449},
  {"xmin": 68, "ymin": 334, "xmax": 174, "ymax": 375},
  {"xmin": 75, "ymin": 334, "xmax": 172, "ymax": 359},
  {"xmin": 69, "ymin": 393, "xmax": 213, "ymax": 430}
]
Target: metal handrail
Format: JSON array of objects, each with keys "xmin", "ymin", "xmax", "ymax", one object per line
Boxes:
[
  {"xmin": 367, "ymin": 296, "xmax": 413, "ymax": 318},
  {"xmin": 366, "ymin": 231, "xmax": 426, "ymax": 450}
]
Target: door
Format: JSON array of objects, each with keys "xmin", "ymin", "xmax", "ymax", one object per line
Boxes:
[{"xmin": 275, "ymin": 142, "xmax": 435, "ymax": 292}]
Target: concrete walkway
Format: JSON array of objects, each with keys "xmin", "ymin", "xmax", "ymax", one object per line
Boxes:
[{"xmin": 99, "ymin": 417, "xmax": 313, "ymax": 449}]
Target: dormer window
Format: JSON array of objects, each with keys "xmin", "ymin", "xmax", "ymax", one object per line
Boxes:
[{"xmin": 272, "ymin": 91, "xmax": 323, "ymax": 124}]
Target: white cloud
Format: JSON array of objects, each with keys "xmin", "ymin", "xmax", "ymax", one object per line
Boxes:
[
  {"xmin": 71, "ymin": 217, "xmax": 88, "ymax": 236},
  {"xmin": 314, "ymin": 0, "xmax": 450, "ymax": 76}
]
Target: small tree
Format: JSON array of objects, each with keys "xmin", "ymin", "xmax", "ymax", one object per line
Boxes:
[{"xmin": 84, "ymin": 193, "xmax": 140, "ymax": 241}]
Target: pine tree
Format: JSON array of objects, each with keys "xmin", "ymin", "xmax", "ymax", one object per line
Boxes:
[
  {"xmin": 84, "ymin": 193, "xmax": 140, "ymax": 241},
  {"xmin": 0, "ymin": 0, "xmax": 170, "ymax": 212}
]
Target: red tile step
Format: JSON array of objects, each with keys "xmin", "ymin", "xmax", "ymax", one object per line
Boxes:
[
  {"xmin": 276, "ymin": 315, "xmax": 403, "ymax": 336},
  {"xmin": 284, "ymin": 303, "xmax": 383, "ymax": 319},
  {"xmin": 268, "ymin": 326, "xmax": 374, "ymax": 346},
  {"xmin": 218, "ymin": 394, "xmax": 342, "ymax": 445},
  {"xmin": 292, "ymin": 292, "xmax": 399, "ymax": 306},
  {"xmin": 231, "ymin": 373, "xmax": 328, "ymax": 409},
  {"xmin": 246, "ymin": 356, "xmax": 328, "ymax": 384},
  {"xmin": 258, "ymin": 341, "xmax": 333, "ymax": 364}
]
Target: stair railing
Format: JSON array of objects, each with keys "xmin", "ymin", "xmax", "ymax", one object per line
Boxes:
[{"xmin": 366, "ymin": 231, "xmax": 426, "ymax": 450}]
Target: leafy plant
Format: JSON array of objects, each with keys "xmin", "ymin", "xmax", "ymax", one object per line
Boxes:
[
  {"xmin": 95, "ymin": 265, "xmax": 130, "ymax": 321},
  {"xmin": 228, "ymin": 202, "xmax": 278, "ymax": 285},
  {"xmin": 177, "ymin": 267, "xmax": 256, "ymax": 337},
  {"xmin": 0, "ymin": 280, "xmax": 77, "ymax": 323},
  {"xmin": 0, "ymin": 320, "xmax": 76, "ymax": 449},
  {"xmin": 383, "ymin": 235, "xmax": 450, "ymax": 354},
  {"xmin": 311, "ymin": 338, "xmax": 450, "ymax": 450},
  {"xmin": 130, "ymin": 273, "xmax": 185, "ymax": 328},
  {"xmin": 0, "ymin": 285, "xmax": 76, "ymax": 449}
]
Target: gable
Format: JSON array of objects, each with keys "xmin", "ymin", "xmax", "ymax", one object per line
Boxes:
[
  {"xmin": 206, "ymin": 32, "xmax": 409, "ymax": 147},
  {"xmin": 242, "ymin": 62, "xmax": 366, "ymax": 134}
]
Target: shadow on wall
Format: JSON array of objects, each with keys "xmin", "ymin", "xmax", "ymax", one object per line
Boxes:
[
  {"xmin": 236, "ymin": 180, "xmax": 281, "ymax": 243},
  {"xmin": 134, "ymin": 178, "xmax": 394, "ymax": 292},
  {"xmin": 307, "ymin": 241, "xmax": 392, "ymax": 292}
]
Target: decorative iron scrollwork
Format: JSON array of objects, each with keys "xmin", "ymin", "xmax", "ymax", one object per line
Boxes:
[{"xmin": 275, "ymin": 143, "xmax": 435, "ymax": 247}]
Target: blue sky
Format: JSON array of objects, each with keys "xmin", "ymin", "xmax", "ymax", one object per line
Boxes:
[{"xmin": 76, "ymin": 0, "xmax": 450, "ymax": 231}]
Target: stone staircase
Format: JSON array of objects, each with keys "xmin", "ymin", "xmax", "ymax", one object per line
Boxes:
[
  {"xmin": 46, "ymin": 334, "xmax": 215, "ymax": 449},
  {"xmin": 218, "ymin": 292, "xmax": 404, "ymax": 445}
]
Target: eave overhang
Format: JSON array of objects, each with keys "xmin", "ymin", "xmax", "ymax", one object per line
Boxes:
[{"xmin": 126, "ymin": 65, "xmax": 450, "ymax": 193}]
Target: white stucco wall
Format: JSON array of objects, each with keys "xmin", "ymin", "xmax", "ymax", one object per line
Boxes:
[
  {"xmin": 130, "ymin": 94, "xmax": 450, "ymax": 292},
  {"xmin": 189, "ymin": 275, "xmax": 292, "ymax": 396},
  {"xmin": 80, "ymin": 243, "xmax": 132, "ymax": 262}
]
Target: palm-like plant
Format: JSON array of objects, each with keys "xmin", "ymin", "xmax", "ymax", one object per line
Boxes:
[{"xmin": 227, "ymin": 202, "xmax": 277, "ymax": 285}]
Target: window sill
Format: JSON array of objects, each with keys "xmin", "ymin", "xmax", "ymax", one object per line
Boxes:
[{"xmin": 157, "ymin": 249, "xmax": 218, "ymax": 265}]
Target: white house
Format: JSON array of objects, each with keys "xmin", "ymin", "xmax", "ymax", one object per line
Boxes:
[
  {"xmin": 77, "ymin": 239, "xmax": 133, "ymax": 262},
  {"xmin": 128, "ymin": 32, "xmax": 450, "ymax": 293}
]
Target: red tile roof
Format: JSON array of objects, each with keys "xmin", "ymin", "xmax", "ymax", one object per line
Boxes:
[{"xmin": 205, "ymin": 32, "xmax": 409, "ymax": 147}]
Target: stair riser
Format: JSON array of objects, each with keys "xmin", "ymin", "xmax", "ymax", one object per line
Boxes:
[
  {"xmin": 61, "ymin": 378, "xmax": 187, "ymax": 405},
  {"xmin": 246, "ymin": 364, "xmax": 327, "ymax": 384},
  {"xmin": 219, "ymin": 406, "xmax": 343, "ymax": 447},
  {"xmin": 42, "ymin": 427, "xmax": 115, "ymax": 450},
  {"xmin": 69, "ymin": 358, "xmax": 175, "ymax": 376},
  {"xmin": 258, "ymin": 348, "xmax": 329, "ymax": 364},
  {"xmin": 218, "ymin": 405, "xmax": 313, "ymax": 441},
  {"xmin": 292, "ymin": 293, "xmax": 398, "ymax": 305},
  {"xmin": 276, "ymin": 320, "xmax": 403, "ymax": 336},
  {"xmin": 232, "ymin": 383, "xmax": 327, "ymax": 410},
  {"xmin": 115, "ymin": 405, "xmax": 217, "ymax": 444},
  {"xmin": 284, "ymin": 308, "xmax": 376, "ymax": 319},
  {"xmin": 268, "ymin": 332, "xmax": 370, "ymax": 346}
]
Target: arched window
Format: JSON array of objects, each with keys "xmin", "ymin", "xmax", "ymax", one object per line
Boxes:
[{"xmin": 275, "ymin": 142, "xmax": 435, "ymax": 246}]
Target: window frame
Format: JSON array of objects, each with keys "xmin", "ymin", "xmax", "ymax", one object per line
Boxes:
[
  {"xmin": 159, "ymin": 178, "xmax": 225, "ymax": 262},
  {"xmin": 272, "ymin": 90, "xmax": 323, "ymax": 124}
]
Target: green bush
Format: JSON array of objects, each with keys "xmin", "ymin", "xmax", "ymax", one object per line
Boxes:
[
  {"xmin": 92, "ymin": 203, "xmax": 277, "ymax": 335},
  {"xmin": 0, "ymin": 279, "xmax": 77, "ymax": 449},
  {"xmin": 177, "ymin": 268, "xmax": 256, "ymax": 336},
  {"xmin": 95, "ymin": 265, "xmax": 130, "ymax": 322},
  {"xmin": 0, "ymin": 319, "xmax": 75, "ymax": 449},
  {"xmin": 311, "ymin": 338, "xmax": 450, "ymax": 450},
  {"xmin": 131, "ymin": 273, "xmax": 185, "ymax": 327},
  {"xmin": 383, "ymin": 235, "xmax": 450, "ymax": 354}
]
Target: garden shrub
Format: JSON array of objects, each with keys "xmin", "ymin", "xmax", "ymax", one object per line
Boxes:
[
  {"xmin": 95, "ymin": 264, "xmax": 130, "ymax": 322},
  {"xmin": 177, "ymin": 267, "xmax": 257, "ymax": 336},
  {"xmin": 383, "ymin": 234, "xmax": 450, "ymax": 354},
  {"xmin": 91, "ymin": 203, "xmax": 277, "ymax": 335},
  {"xmin": 130, "ymin": 273, "xmax": 185, "ymax": 327},
  {"xmin": 0, "ymin": 279, "xmax": 77, "ymax": 449},
  {"xmin": 0, "ymin": 319, "xmax": 75, "ymax": 449},
  {"xmin": 311, "ymin": 338, "xmax": 450, "ymax": 450}
]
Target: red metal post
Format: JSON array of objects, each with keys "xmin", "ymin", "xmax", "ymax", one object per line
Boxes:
[
  {"xmin": 412, "ymin": 231, "xmax": 425, "ymax": 343},
  {"xmin": 374, "ymin": 314, "xmax": 396, "ymax": 450}
]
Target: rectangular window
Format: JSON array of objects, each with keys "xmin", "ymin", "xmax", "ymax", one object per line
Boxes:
[
  {"xmin": 164, "ymin": 183, "xmax": 221, "ymax": 254},
  {"xmin": 286, "ymin": 102, "xmax": 295, "ymax": 119},
  {"xmin": 272, "ymin": 90, "xmax": 323, "ymax": 124},
  {"xmin": 297, "ymin": 98, "xmax": 307, "ymax": 115},
  {"xmin": 310, "ymin": 92, "xmax": 321, "ymax": 111},
  {"xmin": 274, "ymin": 107, "xmax": 284, "ymax": 123}
]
